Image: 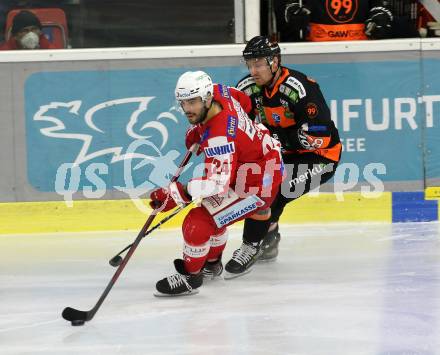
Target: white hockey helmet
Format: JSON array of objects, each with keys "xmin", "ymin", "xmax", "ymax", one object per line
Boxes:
[{"xmin": 175, "ymin": 71, "xmax": 214, "ymax": 102}]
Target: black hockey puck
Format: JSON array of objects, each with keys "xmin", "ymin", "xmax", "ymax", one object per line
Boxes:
[{"xmin": 71, "ymin": 320, "xmax": 85, "ymax": 326}]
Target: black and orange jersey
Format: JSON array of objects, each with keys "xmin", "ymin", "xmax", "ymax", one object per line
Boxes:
[
  {"xmin": 277, "ymin": 0, "xmax": 390, "ymax": 41},
  {"xmin": 236, "ymin": 66, "xmax": 341, "ymax": 162},
  {"xmin": 307, "ymin": 0, "xmax": 372, "ymax": 41}
]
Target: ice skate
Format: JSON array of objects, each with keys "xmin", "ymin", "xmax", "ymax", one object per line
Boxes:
[
  {"xmin": 202, "ymin": 259, "xmax": 223, "ymax": 280},
  {"xmin": 258, "ymin": 226, "xmax": 281, "ymax": 262},
  {"xmin": 224, "ymin": 242, "xmax": 261, "ymax": 279},
  {"xmin": 154, "ymin": 259, "xmax": 203, "ymax": 297}
]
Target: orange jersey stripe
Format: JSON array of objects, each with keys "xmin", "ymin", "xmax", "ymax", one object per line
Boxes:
[{"xmin": 308, "ymin": 23, "xmax": 367, "ymax": 41}]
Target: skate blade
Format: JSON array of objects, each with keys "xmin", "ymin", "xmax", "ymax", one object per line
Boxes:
[
  {"xmin": 257, "ymin": 256, "xmax": 278, "ymax": 263},
  {"xmin": 203, "ymin": 274, "xmax": 224, "ymax": 282},
  {"xmin": 224, "ymin": 268, "xmax": 253, "ymax": 280},
  {"xmin": 153, "ymin": 289, "xmax": 200, "ymax": 297}
]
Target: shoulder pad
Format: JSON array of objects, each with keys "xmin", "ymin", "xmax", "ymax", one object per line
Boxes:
[
  {"xmin": 284, "ymin": 76, "xmax": 306, "ymax": 99},
  {"xmin": 236, "ymin": 76, "xmax": 256, "ymax": 92}
]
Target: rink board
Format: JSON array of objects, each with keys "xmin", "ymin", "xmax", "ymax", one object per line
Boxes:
[
  {"xmin": 1, "ymin": 191, "xmax": 438, "ymax": 234},
  {"xmin": 1, "ymin": 40, "xmax": 440, "ymax": 204},
  {"xmin": 0, "ymin": 40, "xmax": 439, "ymax": 234}
]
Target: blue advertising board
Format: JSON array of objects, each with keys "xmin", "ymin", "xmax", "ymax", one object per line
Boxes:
[{"xmin": 24, "ymin": 59, "xmax": 440, "ymax": 197}]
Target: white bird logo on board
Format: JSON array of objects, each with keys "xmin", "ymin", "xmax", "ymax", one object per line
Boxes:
[{"xmin": 33, "ymin": 97, "xmax": 180, "ymax": 167}]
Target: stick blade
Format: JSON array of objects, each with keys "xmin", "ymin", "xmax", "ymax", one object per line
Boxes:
[{"xmin": 62, "ymin": 307, "xmax": 89, "ymax": 322}]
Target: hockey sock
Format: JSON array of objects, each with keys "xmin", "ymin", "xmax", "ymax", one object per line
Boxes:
[
  {"xmin": 183, "ymin": 240, "xmax": 210, "ymax": 274},
  {"xmin": 243, "ymin": 218, "xmax": 272, "ymax": 244},
  {"xmin": 206, "ymin": 229, "xmax": 228, "ymax": 261}
]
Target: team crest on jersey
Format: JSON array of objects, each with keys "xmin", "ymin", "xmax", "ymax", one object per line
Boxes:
[
  {"xmin": 204, "ymin": 142, "xmax": 235, "ymax": 157},
  {"xmin": 227, "ymin": 115, "xmax": 237, "ymax": 137},
  {"xmin": 272, "ymin": 113, "xmax": 281, "ymax": 124},
  {"xmin": 326, "ymin": 0, "xmax": 358, "ymax": 23},
  {"xmin": 306, "ymin": 102, "xmax": 319, "ymax": 118}
]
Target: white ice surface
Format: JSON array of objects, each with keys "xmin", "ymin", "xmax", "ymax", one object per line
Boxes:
[{"xmin": 0, "ymin": 222, "xmax": 439, "ymax": 355}]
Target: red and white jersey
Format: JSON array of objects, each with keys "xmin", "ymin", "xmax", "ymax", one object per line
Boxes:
[{"xmin": 187, "ymin": 84, "xmax": 284, "ymax": 201}]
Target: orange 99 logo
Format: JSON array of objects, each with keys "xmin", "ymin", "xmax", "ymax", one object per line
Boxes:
[
  {"xmin": 326, "ymin": 0, "xmax": 358, "ymax": 23},
  {"xmin": 306, "ymin": 103, "xmax": 319, "ymax": 118}
]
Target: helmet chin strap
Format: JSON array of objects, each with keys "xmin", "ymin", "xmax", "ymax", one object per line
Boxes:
[{"xmin": 265, "ymin": 57, "xmax": 280, "ymax": 88}]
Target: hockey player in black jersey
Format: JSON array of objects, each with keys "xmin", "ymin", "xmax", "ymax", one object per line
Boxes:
[
  {"xmin": 279, "ymin": 0, "xmax": 418, "ymax": 42},
  {"xmin": 233, "ymin": 35, "xmax": 341, "ymax": 265}
]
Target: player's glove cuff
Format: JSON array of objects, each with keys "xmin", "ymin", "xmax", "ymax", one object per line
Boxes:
[{"xmin": 169, "ymin": 182, "xmax": 191, "ymax": 207}]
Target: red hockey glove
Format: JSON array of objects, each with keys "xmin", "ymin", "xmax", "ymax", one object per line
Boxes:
[
  {"xmin": 185, "ymin": 126, "xmax": 202, "ymax": 155},
  {"xmin": 149, "ymin": 182, "xmax": 191, "ymax": 211}
]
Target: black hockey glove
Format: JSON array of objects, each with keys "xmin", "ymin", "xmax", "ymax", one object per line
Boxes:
[
  {"xmin": 284, "ymin": 1, "xmax": 311, "ymax": 41},
  {"xmin": 365, "ymin": 6, "xmax": 393, "ymax": 39}
]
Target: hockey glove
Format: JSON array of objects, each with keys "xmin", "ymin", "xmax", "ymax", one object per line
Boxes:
[
  {"xmin": 284, "ymin": 1, "xmax": 311, "ymax": 41},
  {"xmin": 297, "ymin": 124, "xmax": 331, "ymax": 150},
  {"xmin": 185, "ymin": 125, "xmax": 202, "ymax": 155},
  {"xmin": 149, "ymin": 182, "xmax": 191, "ymax": 211},
  {"xmin": 365, "ymin": 7, "xmax": 393, "ymax": 39}
]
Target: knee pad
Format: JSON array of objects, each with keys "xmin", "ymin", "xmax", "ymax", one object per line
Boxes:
[
  {"xmin": 182, "ymin": 207, "xmax": 222, "ymax": 246},
  {"xmin": 243, "ymin": 217, "xmax": 272, "ymax": 244}
]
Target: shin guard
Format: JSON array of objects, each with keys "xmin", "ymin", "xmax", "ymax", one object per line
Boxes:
[
  {"xmin": 243, "ymin": 218, "xmax": 272, "ymax": 244},
  {"xmin": 182, "ymin": 207, "xmax": 221, "ymax": 273},
  {"xmin": 207, "ymin": 228, "xmax": 228, "ymax": 261}
]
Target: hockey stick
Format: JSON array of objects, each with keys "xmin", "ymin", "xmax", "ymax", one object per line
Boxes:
[
  {"xmin": 61, "ymin": 143, "xmax": 199, "ymax": 326},
  {"xmin": 109, "ymin": 204, "xmax": 187, "ymax": 267}
]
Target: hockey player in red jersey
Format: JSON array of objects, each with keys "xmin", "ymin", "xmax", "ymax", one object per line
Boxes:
[
  {"xmin": 235, "ymin": 36, "xmax": 341, "ymax": 264},
  {"xmin": 150, "ymin": 71, "xmax": 284, "ymax": 296}
]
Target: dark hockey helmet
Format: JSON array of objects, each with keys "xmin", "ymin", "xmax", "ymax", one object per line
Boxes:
[{"xmin": 242, "ymin": 35, "xmax": 281, "ymax": 60}]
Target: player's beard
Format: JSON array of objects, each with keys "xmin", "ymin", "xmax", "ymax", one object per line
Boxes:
[
  {"xmin": 187, "ymin": 104, "xmax": 209, "ymax": 125},
  {"xmin": 196, "ymin": 105, "xmax": 209, "ymax": 124}
]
